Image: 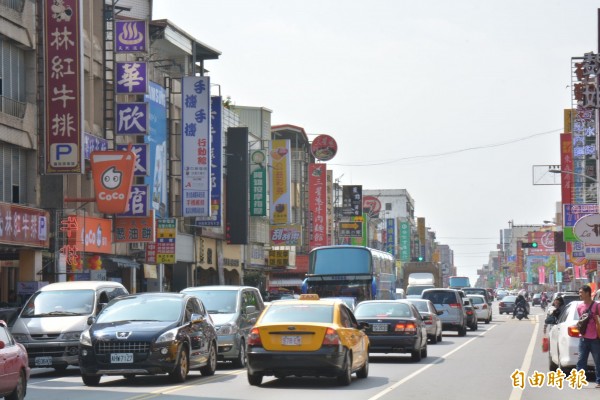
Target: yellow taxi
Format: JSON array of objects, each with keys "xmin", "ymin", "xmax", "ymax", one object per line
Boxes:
[{"xmin": 246, "ymin": 294, "xmax": 369, "ymax": 386}]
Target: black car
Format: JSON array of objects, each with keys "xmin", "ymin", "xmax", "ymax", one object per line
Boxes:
[
  {"xmin": 353, "ymin": 300, "xmax": 428, "ymax": 362},
  {"xmin": 79, "ymin": 293, "xmax": 217, "ymax": 386},
  {"xmin": 463, "ymin": 298, "xmax": 478, "ymax": 331}
]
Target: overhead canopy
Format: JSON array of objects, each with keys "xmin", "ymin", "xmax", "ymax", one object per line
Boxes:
[{"xmin": 105, "ymin": 256, "xmax": 140, "ymax": 269}]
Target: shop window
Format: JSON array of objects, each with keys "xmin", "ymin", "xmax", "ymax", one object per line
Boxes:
[{"xmin": 207, "ymin": 248, "xmax": 213, "ymax": 264}]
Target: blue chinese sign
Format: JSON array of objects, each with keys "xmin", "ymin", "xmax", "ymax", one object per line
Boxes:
[
  {"xmin": 116, "ymin": 62, "xmax": 148, "ymax": 94},
  {"xmin": 83, "ymin": 132, "xmax": 108, "ymax": 160},
  {"xmin": 116, "ymin": 102, "xmax": 148, "ymax": 135},
  {"xmin": 117, "ymin": 144, "xmax": 148, "ymax": 176},
  {"xmin": 118, "ymin": 185, "xmax": 149, "ymax": 217},
  {"xmin": 115, "ymin": 20, "xmax": 148, "ymax": 53},
  {"xmin": 386, "ymin": 218, "xmax": 395, "ymax": 256},
  {"xmin": 144, "ymin": 82, "xmax": 168, "ymax": 218},
  {"xmin": 195, "ymin": 96, "xmax": 222, "ymax": 226}
]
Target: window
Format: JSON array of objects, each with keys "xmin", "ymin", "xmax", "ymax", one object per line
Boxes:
[
  {"xmin": 0, "ymin": 143, "xmax": 27, "ymax": 204},
  {"xmin": 0, "ymin": 38, "xmax": 26, "ymax": 118},
  {"xmin": 385, "ymin": 203, "xmax": 392, "ymax": 211}
]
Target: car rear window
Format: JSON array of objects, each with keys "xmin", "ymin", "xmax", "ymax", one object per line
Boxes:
[
  {"xmin": 354, "ymin": 302, "xmax": 412, "ymax": 318},
  {"xmin": 260, "ymin": 304, "xmax": 333, "ymax": 323},
  {"xmin": 408, "ymin": 301, "xmax": 429, "ymax": 312},
  {"xmin": 423, "ymin": 291, "xmax": 457, "ymax": 305}
]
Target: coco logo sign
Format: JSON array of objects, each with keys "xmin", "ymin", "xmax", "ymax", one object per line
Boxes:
[{"xmin": 91, "ymin": 147, "xmax": 136, "ymax": 214}]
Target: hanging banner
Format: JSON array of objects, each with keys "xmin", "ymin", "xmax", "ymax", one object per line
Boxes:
[
  {"xmin": 250, "ymin": 150, "xmax": 267, "ymax": 217},
  {"xmin": 144, "ymin": 82, "xmax": 168, "ymax": 218},
  {"xmin": 181, "ymin": 76, "xmax": 211, "ymax": 217}
]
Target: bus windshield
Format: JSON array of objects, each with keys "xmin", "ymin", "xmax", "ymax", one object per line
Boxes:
[
  {"xmin": 310, "ymin": 247, "xmax": 371, "ymax": 275},
  {"xmin": 449, "ymin": 276, "xmax": 470, "ymax": 288}
]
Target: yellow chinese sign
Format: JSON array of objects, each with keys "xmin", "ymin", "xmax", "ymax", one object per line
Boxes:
[{"xmin": 269, "ymin": 250, "xmax": 289, "ymax": 267}]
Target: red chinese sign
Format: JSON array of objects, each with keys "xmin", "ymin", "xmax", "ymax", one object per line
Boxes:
[
  {"xmin": 64, "ymin": 215, "xmax": 113, "ymax": 254},
  {"xmin": 311, "ymin": 134, "xmax": 337, "ymax": 161},
  {"xmin": 114, "ymin": 211, "xmax": 155, "ymax": 243},
  {"xmin": 0, "ymin": 203, "xmax": 49, "ymax": 248},
  {"xmin": 309, "ymin": 164, "xmax": 327, "ymax": 249},
  {"xmin": 560, "ymin": 133, "xmax": 573, "ymax": 204},
  {"xmin": 44, "ymin": 0, "xmax": 84, "ymax": 173}
]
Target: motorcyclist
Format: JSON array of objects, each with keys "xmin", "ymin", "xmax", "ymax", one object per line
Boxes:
[
  {"xmin": 541, "ymin": 292, "xmax": 548, "ymax": 309},
  {"xmin": 512, "ymin": 294, "xmax": 529, "ymax": 319},
  {"xmin": 543, "ymin": 295, "xmax": 564, "ymax": 334}
]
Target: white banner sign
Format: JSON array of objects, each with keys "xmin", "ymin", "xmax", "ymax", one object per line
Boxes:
[
  {"xmin": 574, "ymin": 213, "xmax": 600, "ymax": 245},
  {"xmin": 181, "ymin": 76, "xmax": 211, "ymax": 217}
]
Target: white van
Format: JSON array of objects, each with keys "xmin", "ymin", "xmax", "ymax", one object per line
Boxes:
[{"xmin": 10, "ymin": 281, "xmax": 128, "ymax": 370}]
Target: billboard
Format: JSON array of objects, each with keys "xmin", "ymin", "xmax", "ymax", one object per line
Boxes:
[
  {"xmin": 269, "ymin": 139, "xmax": 291, "ymax": 224},
  {"xmin": 309, "ymin": 163, "xmax": 327, "ymax": 249}
]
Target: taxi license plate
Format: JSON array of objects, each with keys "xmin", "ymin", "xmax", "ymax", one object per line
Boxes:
[
  {"xmin": 110, "ymin": 353, "xmax": 134, "ymax": 363},
  {"xmin": 372, "ymin": 323, "xmax": 388, "ymax": 332},
  {"xmin": 281, "ymin": 336, "xmax": 301, "ymax": 346},
  {"xmin": 35, "ymin": 356, "xmax": 52, "ymax": 366}
]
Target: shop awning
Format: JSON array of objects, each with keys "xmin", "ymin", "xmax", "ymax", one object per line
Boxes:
[
  {"xmin": 105, "ymin": 257, "xmax": 140, "ymax": 269},
  {"xmin": 269, "ymin": 278, "xmax": 303, "ymax": 287}
]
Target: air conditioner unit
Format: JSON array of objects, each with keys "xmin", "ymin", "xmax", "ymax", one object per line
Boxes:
[{"xmin": 129, "ymin": 243, "xmax": 145, "ymax": 251}]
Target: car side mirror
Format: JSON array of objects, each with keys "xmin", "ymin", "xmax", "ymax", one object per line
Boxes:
[
  {"xmin": 190, "ymin": 313, "xmax": 204, "ymax": 324},
  {"xmin": 437, "ymin": 310, "xmax": 444, "ymax": 315},
  {"xmin": 246, "ymin": 305, "xmax": 256, "ymax": 314},
  {"xmin": 359, "ymin": 321, "xmax": 369, "ymax": 330},
  {"xmin": 87, "ymin": 316, "xmax": 96, "ymax": 326},
  {"xmin": 463, "ymin": 300, "xmax": 469, "ymax": 306}
]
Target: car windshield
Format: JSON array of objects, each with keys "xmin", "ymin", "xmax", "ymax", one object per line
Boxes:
[
  {"xmin": 469, "ymin": 296, "xmax": 484, "ymax": 305},
  {"xmin": 260, "ymin": 304, "xmax": 333, "ymax": 323},
  {"xmin": 96, "ymin": 296, "xmax": 181, "ymax": 323},
  {"xmin": 503, "ymin": 295, "xmax": 517, "ymax": 302},
  {"xmin": 182, "ymin": 290, "xmax": 237, "ymax": 314},
  {"xmin": 354, "ymin": 302, "xmax": 412, "ymax": 318},
  {"xmin": 20, "ymin": 290, "xmax": 95, "ymax": 317}
]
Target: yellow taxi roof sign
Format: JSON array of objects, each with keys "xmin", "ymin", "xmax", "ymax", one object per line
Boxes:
[{"xmin": 299, "ymin": 294, "xmax": 320, "ymax": 300}]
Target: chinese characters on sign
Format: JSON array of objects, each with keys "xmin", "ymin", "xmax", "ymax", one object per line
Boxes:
[
  {"xmin": 114, "ymin": 211, "xmax": 155, "ymax": 243},
  {"xmin": 0, "ymin": 203, "xmax": 49, "ymax": 248},
  {"xmin": 338, "ymin": 221, "xmax": 363, "ymax": 238},
  {"xmin": 269, "ymin": 139, "xmax": 292, "ymax": 224},
  {"xmin": 510, "ymin": 368, "xmax": 588, "ymax": 390},
  {"xmin": 268, "ymin": 250, "xmax": 289, "ymax": 267},
  {"xmin": 309, "ymin": 163, "xmax": 327, "ymax": 249},
  {"xmin": 44, "ymin": 0, "xmax": 84, "ymax": 173},
  {"xmin": 250, "ymin": 151, "xmax": 267, "ymax": 217},
  {"xmin": 270, "ymin": 224, "xmax": 302, "ymax": 246},
  {"xmin": 399, "ymin": 221, "xmax": 411, "ymax": 261},
  {"xmin": 116, "ymin": 102, "xmax": 149, "ymax": 135},
  {"xmin": 181, "ymin": 76, "xmax": 211, "ymax": 217},
  {"xmin": 342, "ymin": 185, "xmax": 363, "ymax": 217},
  {"xmin": 147, "ymin": 218, "xmax": 176, "ymax": 264},
  {"xmin": 386, "ymin": 218, "xmax": 395, "ymax": 256}
]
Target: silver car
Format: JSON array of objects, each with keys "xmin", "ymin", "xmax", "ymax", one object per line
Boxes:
[
  {"xmin": 406, "ymin": 298, "xmax": 443, "ymax": 343},
  {"xmin": 421, "ymin": 289, "xmax": 467, "ymax": 336}
]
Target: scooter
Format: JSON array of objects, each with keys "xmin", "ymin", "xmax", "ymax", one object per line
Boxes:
[
  {"xmin": 541, "ymin": 298, "xmax": 548, "ymax": 312},
  {"xmin": 515, "ymin": 304, "xmax": 527, "ymax": 320}
]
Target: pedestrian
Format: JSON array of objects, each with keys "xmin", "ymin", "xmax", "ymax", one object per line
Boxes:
[
  {"xmin": 543, "ymin": 295, "xmax": 564, "ymax": 334},
  {"xmin": 576, "ymin": 284, "xmax": 600, "ymax": 388}
]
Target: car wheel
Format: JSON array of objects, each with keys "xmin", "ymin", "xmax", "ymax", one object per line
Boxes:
[
  {"xmin": 170, "ymin": 345, "xmax": 189, "ymax": 383},
  {"xmin": 411, "ymin": 346, "xmax": 422, "ymax": 362},
  {"xmin": 356, "ymin": 349, "xmax": 369, "ymax": 379},
  {"xmin": 337, "ymin": 351, "xmax": 352, "ymax": 386},
  {"xmin": 485, "ymin": 317, "xmax": 490, "ymax": 324},
  {"xmin": 248, "ymin": 370, "xmax": 263, "ymax": 386},
  {"xmin": 437, "ymin": 330, "xmax": 442, "ymax": 342},
  {"xmin": 470, "ymin": 322, "xmax": 478, "ymax": 331},
  {"xmin": 200, "ymin": 341, "xmax": 217, "ymax": 376},
  {"xmin": 420, "ymin": 343, "xmax": 427, "ymax": 359},
  {"xmin": 81, "ymin": 373, "xmax": 101, "ymax": 386},
  {"xmin": 430, "ymin": 333, "xmax": 438, "ymax": 344},
  {"xmin": 458, "ymin": 325, "xmax": 467, "ymax": 337},
  {"xmin": 232, "ymin": 338, "xmax": 246, "ymax": 368},
  {"xmin": 6, "ymin": 369, "xmax": 25, "ymax": 400}
]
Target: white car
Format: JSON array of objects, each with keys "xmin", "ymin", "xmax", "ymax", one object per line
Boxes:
[
  {"xmin": 548, "ymin": 301, "xmax": 596, "ymax": 372},
  {"xmin": 467, "ymin": 294, "xmax": 492, "ymax": 324}
]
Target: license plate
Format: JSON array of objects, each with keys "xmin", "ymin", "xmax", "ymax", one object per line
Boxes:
[
  {"xmin": 110, "ymin": 353, "xmax": 134, "ymax": 363},
  {"xmin": 281, "ymin": 336, "xmax": 301, "ymax": 346},
  {"xmin": 35, "ymin": 356, "xmax": 52, "ymax": 366},
  {"xmin": 372, "ymin": 323, "xmax": 388, "ymax": 332}
]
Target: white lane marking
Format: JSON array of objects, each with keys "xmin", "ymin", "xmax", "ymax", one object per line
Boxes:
[
  {"xmin": 368, "ymin": 324, "xmax": 499, "ymax": 400},
  {"xmin": 508, "ymin": 315, "xmax": 539, "ymax": 400}
]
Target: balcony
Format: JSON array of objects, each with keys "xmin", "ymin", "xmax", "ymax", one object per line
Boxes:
[{"xmin": 1, "ymin": 96, "xmax": 26, "ymax": 119}]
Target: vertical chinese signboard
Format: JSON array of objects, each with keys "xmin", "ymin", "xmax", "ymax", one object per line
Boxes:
[
  {"xmin": 342, "ymin": 185, "xmax": 362, "ymax": 217},
  {"xmin": 386, "ymin": 218, "xmax": 395, "ymax": 256},
  {"xmin": 399, "ymin": 220, "xmax": 410, "ymax": 261},
  {"xmin": 250, "ymin": 150, "xmax": 266, "ymax": 216},
  {"xmin": 44, "ymin": 0, "xmax": 84, "ymax": 173},
  {"xmin": 182, "ymin": 76, "xmax": 211, "ymax": 217},
  {"xmin": 149, "ymin": 218, "xmax": 176, "ymax": 264},
  {"xmin": 269, "ymin": 139, "xmax": 291, "ymax": 224},
  {"xmin": 560, "ymin": 130, "xmax": 573, "ymax": 205},
  {"xmin": 309, "ymin": 163, "xmax": 327, "ymax": 249}
]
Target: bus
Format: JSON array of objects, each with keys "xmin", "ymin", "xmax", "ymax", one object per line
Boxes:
[
  {"xmin": 448, "ymin": 276, "xmax": 471, "ymax": 289},
  {"xmin": 301, "ymin": 245, "xmax": 396, "ymax": 302}
]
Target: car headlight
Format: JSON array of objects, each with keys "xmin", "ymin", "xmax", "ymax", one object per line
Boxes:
[
  {"xmin": 80, "ymin": 330, "xmax": 92, "ymax": 346},
  {"xmin": 61, "ymin": 331, "xmax": 83, "ymax": 341},
  {"xmin": 11, "ymin": 334, "xmax": 28, "ymax": 343},
  {"xmin": 217, "ymin": 323, "xmax": 238, "ymax": 335},
  {"xmin": 156, "ymin": 327, "xmax": 178, "ymax": 344}
]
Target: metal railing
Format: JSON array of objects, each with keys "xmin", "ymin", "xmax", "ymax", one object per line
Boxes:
[
  {"xmin": 0, "ymin": 0, "xmax": 24, "ymax": 12},
  {"xmin": 0, "ymin": 96, "xmax": 26, "ymax": 118}
]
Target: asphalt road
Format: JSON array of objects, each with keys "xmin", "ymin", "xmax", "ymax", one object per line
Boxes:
[{"xmin": 23, "ymin": 302, "xmax": 600, "ymax": 400}]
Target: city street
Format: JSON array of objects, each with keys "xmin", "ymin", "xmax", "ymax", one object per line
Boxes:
[{"xmin": 23, "ymin": 303, "xmax": 599, "ymax": 400}]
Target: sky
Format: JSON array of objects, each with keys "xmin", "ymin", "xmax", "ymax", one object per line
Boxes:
[{"xmin": 153, "ymin": 1, "xmax": 599, "ymax": 284}]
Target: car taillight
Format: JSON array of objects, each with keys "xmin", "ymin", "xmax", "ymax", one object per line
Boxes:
[
  {"xmin": 395, "ymin": 322, "xmax": 417, "ymax": 334},
  {"xmin": 466, "ymin": 310, "xmax": 473, "ymax": 315},
  {"xmin": 322, "ymin": 327, "xmax": 341, "ymax": 345},
  {"xmin": 449, "ymin": 303, "xmax": 461, "ymax": 308},
  {"xmin": 247, "ymin": 328, "xmax": 262, "ymax": 346},
  {"xmin": 422, "ymin": 315, "xmax": 432, "ymax": 325},
  {"xmin": 567, "ymin": 326, "xmax": 581, "ymax": 338},
  {"xmin": 482, "ymin": 304, "xmax": 488, "ymax": 309}
]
